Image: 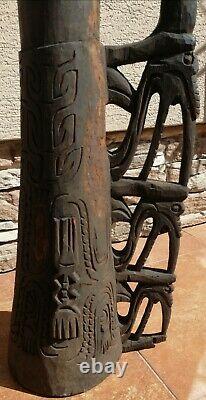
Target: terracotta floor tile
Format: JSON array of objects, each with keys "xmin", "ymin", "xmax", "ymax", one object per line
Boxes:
[
  {"xmin": 184, "ymin": 224, "xmax": 206, "ymax": 246},
  {"xmin": 113, "ymin": 228, "xmax": 204, "ymax": 266},
  {"xmin": 70, "ymin": 352, "xmax": 175, "ymax": 400},
  {"xmin": 0, "ymin": 273, "xmax": 174, "ymax": 400},
  {"xmin": 0, "ymin": 271, "xmax": 15, "ymax": 311},
  {"xmin": 1, "ymin": 225, "xmax": 206, "ymax": 399},
  {"xmin": 140, "ymin": 244, "xmax": 206, "ymax": 400}
]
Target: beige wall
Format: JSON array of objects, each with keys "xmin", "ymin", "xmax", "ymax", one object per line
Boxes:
[{"xmin": 0, "ymin": 0, "xmax": 206, "ymax": 139}]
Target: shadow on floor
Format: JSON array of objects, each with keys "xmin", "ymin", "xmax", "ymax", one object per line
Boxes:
[{"xmin": 0, "ymin": 311, "xmax": 29, "ymax": 395}]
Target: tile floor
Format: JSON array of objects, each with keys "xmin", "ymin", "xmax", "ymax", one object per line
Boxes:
[{"xmin": 0, "ymin": 224, "xmax": 206, "ymax": 400}]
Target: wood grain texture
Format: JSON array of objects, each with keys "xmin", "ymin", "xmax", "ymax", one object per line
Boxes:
[{"xmin": 9, "ymin": 0, "xmax": 121, "ymax": 397}]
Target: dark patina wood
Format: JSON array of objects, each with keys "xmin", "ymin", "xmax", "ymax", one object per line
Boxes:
[
  {"xmin": 8, "ymin": 0, "xmax": 121, "ymax": 397},
  {"xmin": 9, "ymin": 0, "xmax": 199, "ymax": 397},
  {"xmin": 107, "ymin": 0, "xmax": 199, "ymax": 353}
]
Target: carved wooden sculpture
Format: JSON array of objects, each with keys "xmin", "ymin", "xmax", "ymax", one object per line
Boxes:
[
  {"xmin": 107, "ymin": 0, "xmax": 199, "ymax": 352},
  {"xmin": 8, "ymin": 0, "xmax": 199, "ymax": 397},
  {"xmin": 8, "ymin": 0, "xmax": 122, "ymax": 396}
]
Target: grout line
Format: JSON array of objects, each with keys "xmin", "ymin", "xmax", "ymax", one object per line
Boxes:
[
  {"xmin": 148, "ymin": 229, "xmax": 206, "ymax": 265},
  {"xmin": 148, "ymin": 248, "xmax": 204, "ymax": 267},
  {"xmin": 138, "ymin": 352, "xmax": 178, "ymax": 399},
  {"xmin": 182, "ymin": 230, "xmax": 206, "ymax": 247},
  {"xmin": 150, "ymin": 246, "xmax": 204, "ymax": 265}
]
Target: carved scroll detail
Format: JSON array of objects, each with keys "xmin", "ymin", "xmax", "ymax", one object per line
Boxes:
[
  {"xmin": 80, "ymin": 283, "xmax": 117, "ymax": 358},
  {"xmin": 106, "ymin": 2, "xmax": 199, "ymax": 352}
]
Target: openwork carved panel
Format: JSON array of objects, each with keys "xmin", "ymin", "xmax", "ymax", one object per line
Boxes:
[
  {"xmin": 106, "ymin": 0, "xmax": 199, "ymax": 352},
  {"xmin": 8, "ymin": 0, "xmax": 199, "ymax": 397}
]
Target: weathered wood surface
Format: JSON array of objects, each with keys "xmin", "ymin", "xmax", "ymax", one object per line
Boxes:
[
  {"xmin": 107, "ymin": 0, "xmax": 199, "ymax": 353},
  {"xmin": 8, "ymin": 0, "xmax": 121, "ymax": 397},
  {"xmin": 1, "ymin": 123, "xmax": 206, "ymax": 271},
  {"xmin": 7, "ymin": 0, "xmax": 199, "ymax": 396}
]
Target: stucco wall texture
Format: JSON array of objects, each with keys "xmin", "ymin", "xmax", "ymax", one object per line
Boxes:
[{"xmin": 0, "ymin": 0, "xmax": 206, "ymax": 139}]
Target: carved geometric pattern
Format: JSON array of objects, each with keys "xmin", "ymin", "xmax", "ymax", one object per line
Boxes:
[
  {"xmin": 9, "ymin": 4, "xmax": 122, "ymax": 397},
  {"xmin": 80, "ymin": 283, "xmax": 117, "ymax": 358},
  {"xmin": 52, "ymin": 211, "xmax": 81, "ymax": 343}
]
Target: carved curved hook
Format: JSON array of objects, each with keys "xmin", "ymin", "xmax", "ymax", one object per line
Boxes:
[
  {"xmin": 112, "ymin": 199, "xmax": 183, "ymax": 273},
  {"xmin": 107, "ymin": 52, "xmax": 199, "ymax": 183},
  {"xmin": 119, "ymin": 284, "xmax": 173, "ymax": 346},
  {"xmin": 106, "ymin": 0, "xmax": 198, "ymax": 353}
]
